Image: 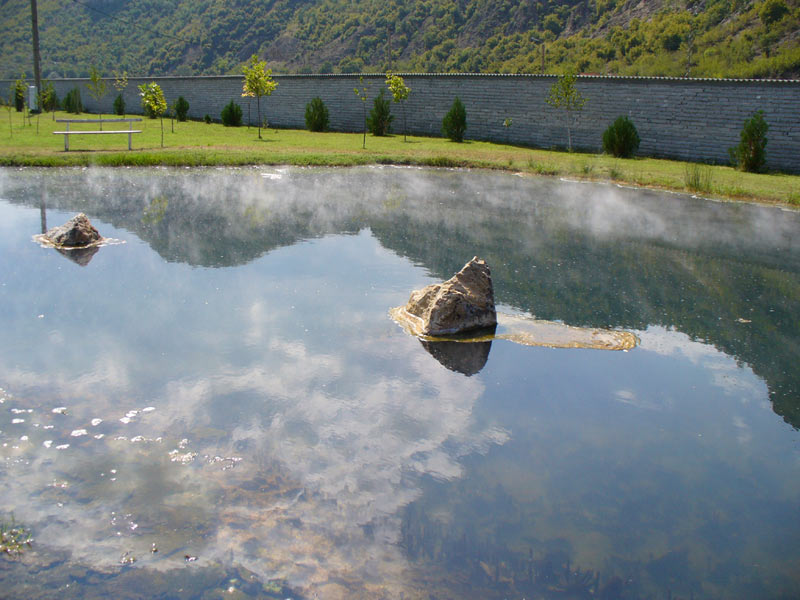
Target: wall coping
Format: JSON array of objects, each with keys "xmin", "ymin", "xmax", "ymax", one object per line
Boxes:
[{"xmin": 3, "ymin": 73, "xmax": 798, "ymax": 84}]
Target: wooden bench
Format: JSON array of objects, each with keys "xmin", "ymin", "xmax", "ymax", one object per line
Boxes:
[{"xmin": 53, "ymin": 118, "xmax": 143, "ymax": 151}]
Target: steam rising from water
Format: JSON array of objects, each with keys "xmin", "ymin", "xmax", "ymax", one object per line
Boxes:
[{"xmin": 0, "ymin": 166, "xmax": 798, "ymax": 599}]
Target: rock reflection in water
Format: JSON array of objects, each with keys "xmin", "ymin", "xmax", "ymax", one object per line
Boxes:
[
  {"xmin": 419, "ymin": 339, "xmax": 493, "ymax": 376},
  {"xmin": 54, "ymin": 244, "xmax": 100, "ymax": 266}
]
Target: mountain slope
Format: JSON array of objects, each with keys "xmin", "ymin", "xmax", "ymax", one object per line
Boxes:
[{"xmin": 1, "ymin": 0, "xmax": 798, "ymax": 80}]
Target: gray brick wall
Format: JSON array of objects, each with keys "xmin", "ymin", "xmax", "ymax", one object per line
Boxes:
[{"xmin": 5, "ymin": 74, "xmax": 799, "ymax": 172}]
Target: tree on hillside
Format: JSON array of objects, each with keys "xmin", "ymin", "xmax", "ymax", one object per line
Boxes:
[
  {"xmin": 545, "ymin": 72, "xmax": 587, "ymax": 152},
  {"xmin": 386, "ymin": 72, "xmax": 411, "ymax": 141},
  {"xmin": 87, "ymin": 66, "xmax": 108, "ymax": 126},
  {"xmin": 242, "ymin": 54, "xmax": 278, "ymax": 140},
  {"xmin": 139, "ymin": 82, "xmax": 167, "ymax": 147}
]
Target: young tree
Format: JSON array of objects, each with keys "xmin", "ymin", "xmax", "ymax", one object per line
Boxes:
[
  {"xmin": 545, "ymin": 72, "xmax": 587, "ymax": 152},
  {"xmin": 354, "ymin": 77, "xmax": 369, "ymax": 149},
  {"xmin": 39, "ymin": 81, "xmax": 58, "ymax": 120},
  {"xmin": 86, "ymin": 66, "xmax": 108, "ymax": 125},
  {"xmin": 385, "ymin": 72, "xmax": 411, "ymax": 141},
  {"xmin": 139, "ymin": 82, "xmax": 167, "ymax": 147},
  {"xmin": 241, "ymin": 54, "xmax": 278, "ymax": 140},
  {"xmin": 113, "ymin": 70, "xmax": 128, "ymax": 117}
]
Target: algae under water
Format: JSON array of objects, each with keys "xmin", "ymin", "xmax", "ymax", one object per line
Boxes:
[{"xmin": 0, "ymin": 166, "xmax": 798, "ymax": 599}]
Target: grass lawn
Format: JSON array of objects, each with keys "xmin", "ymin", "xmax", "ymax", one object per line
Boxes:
[{"xmin": 1, "ymin": 110, "xmax": 798, "ymax": 208}]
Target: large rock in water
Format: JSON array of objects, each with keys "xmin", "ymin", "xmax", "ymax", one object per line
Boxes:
[
  {"xmin": 402, "ymin": 257, "xmax": 497, "ymax": 336},
  {"xmin": 43, "ymin": 213, "xmax": 101, "ymax": 247}
]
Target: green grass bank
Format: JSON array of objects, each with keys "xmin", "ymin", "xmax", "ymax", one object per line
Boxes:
[{"xmin": 1, "ymin": 111, "xmax": 798, "ymax": 208}]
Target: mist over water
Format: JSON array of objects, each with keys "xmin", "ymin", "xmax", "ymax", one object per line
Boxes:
[{"xmin": 0, "ymin": 167, "xmax": 798, "ymax": 600}]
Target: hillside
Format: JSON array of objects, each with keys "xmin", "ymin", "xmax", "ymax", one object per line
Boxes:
[{"xmin": 1, "ymin": 0, "xmax": 799, "ymax": 80}]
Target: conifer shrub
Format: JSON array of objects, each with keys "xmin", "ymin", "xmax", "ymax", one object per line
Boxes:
[
  {"xmin": 174, "ymin": 96, "xmax": 189, "ymax": 121},
  {"xmin": 62, "ymin": 87, "xmax": 83, "ymax": 114},
  {"xmin": 13, "ymin": 77, "xmax": 27, "ymax": 112},
  {"xmin": 221, "ymin": 100, "xmax": 242, "ymax": 127},
  {"xmin": 729, "ymin": 110, "xmax": 768, "ymax": 173},
  {"xmin": 367, "ymin": 89, "xmax": 393, "ymax": 136},
  {"xmin": 204, "ymin": 114, "xmax": 212, "ymax": 124},
  {"xmin": 113, "ymin": 93, "xmax": 125, "ymax": 115},
  {"xmin": 304, "ymin": 97, "xmax": 329, "ymax": 132},
  {"xmin": 602, "ymin": 115, "xmax": 641, "ymax": 158},
  {"xmin": 442, "ymin": 97, "xmax": 467, "ymax": 142}
]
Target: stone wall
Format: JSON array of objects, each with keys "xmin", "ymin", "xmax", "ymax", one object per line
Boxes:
[{"xmin": 5, "ymin": 74, "xmax": 799, "ymax": 172}]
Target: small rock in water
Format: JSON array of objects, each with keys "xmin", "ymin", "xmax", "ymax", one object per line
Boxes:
[
  {"xmin": 398, "ymin": 256, "xmax": 497, "ymax": 336},
  {"xmin": 42, "ymin": 213, "xmax": 102, "ymax": 248}
]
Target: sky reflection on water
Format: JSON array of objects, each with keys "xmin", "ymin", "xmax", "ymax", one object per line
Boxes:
[{"xmin": 0, "ymin": 166, "xmax": 798, "ymax": 600}]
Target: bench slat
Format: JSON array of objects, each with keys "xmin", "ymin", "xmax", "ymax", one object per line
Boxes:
[
  {"xmin": 53, "ymin": 129, "xmax": 142, "ymax": 151},
  {"xmin": 53, "ymin": 130, "xmax": 142, "ymax": 134},
  {"xmin": 55, "ymin": 118, "xmax": 143, "ymax": 123}
]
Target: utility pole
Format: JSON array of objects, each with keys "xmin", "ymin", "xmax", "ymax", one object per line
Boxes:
[
  {"xmin": 30, "ymin": 0, "xmax": 42, "ymax": 110},
  {"xmin": 541, "ymin": 43, "xmax": 546, "ymax": 73}
]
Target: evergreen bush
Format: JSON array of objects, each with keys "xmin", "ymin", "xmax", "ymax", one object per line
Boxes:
[
  {"xmin": 113, "ymin": 93, "xmax": 125, "ymax": 116},
  {"xmin": 175, "ymin": 96, "xmax": 189, "ymax": 121},
  {"xmin": 13, "ymin": 78, "xmax": 26, "ymax": 112},
  {"xmin": 221, "ymin": 100, "xmax": 242, "ymax": 126},
  {"xmin": 729, "ymin": 110, "xmax": 768, "ymax": 173},
  {"xmin": 602, "ymin": 115, "xmax": 641, "ymax": 158},
  {"xmin": 62, "ymin": 87, "xmax": 83, "ymax": 114},
  {"xmin": 442, "ymin": 97, "xmax": 467, "ymax": 142},
  {"xmin": 304, "ymin": 97, "xmax": 329, "ymax": 132},
  {"xmin": 367, "ymin": 89, "xmax": 393, "ymax": 136},
  {"xmin": 204, "ymin": 114, "xmax": 212, "ymax": 124}
]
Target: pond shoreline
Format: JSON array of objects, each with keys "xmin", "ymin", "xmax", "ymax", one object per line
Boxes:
[{"xmin": 1, "ymin": 113, "xmax": 797, "ymax": 209}]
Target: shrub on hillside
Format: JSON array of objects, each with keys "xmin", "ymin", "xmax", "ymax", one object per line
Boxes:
[
  {"xmin": 221, "ymin": 100, "xmax": 242, "ymax": 127},
  {"xmin": 602, "ymin": 115, "xmax": 641, "ymax": 158},
  {"xmin": 175, "ymin": 96, "xmax": 189, "ymax": 121},
  {"xmin": 442, "ymin": 97, "xmax": 467, "ymax": 142},
  {"xmin": 113, "ymin": 93, "xmax": 125, "ymax": 115},
  {"xmin": 729, "ymin": 110, "xmax": 768, "ymax": 173},
  {"xmin": 367, "ymin": 89, "xmax": 393, "ymax": 136},
  {"xmin": 304, "ymin": 97, "xmax": 329, "ymax": 132},
  {"xmin": 760, "ymin": 0, "xmax": 789, "ymax": 27},
  {"xmin": 62, "ymin": 87, "xmax": 83, "ymax": 114}
]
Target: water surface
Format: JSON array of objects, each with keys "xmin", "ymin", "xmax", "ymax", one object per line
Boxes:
[{"xmin": 0, "ymin": 166, "xmax": 798, "ymax": 599}]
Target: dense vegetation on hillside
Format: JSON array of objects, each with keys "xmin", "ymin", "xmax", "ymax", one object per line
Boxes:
[{"xmin": 2, "ymin": 0, "xmax": 798, "ymax": 79}]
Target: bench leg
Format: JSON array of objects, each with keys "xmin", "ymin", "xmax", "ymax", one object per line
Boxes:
[
  {"xmin": 128, "ymin": 132, "xmax": 132, "ymax": 150},
  {"xmin": 64, "ymin": 134, "xmax": 69, "ymax": 151}
]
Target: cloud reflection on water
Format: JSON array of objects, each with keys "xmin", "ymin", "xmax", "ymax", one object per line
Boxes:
[{"xmin": 0, "ymin": 229, "xmax": 508, "ymax": 598}]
